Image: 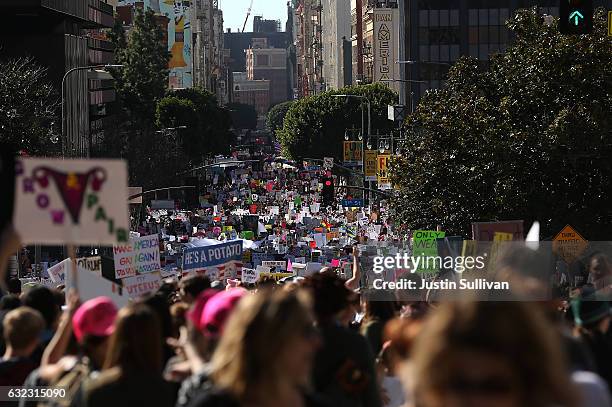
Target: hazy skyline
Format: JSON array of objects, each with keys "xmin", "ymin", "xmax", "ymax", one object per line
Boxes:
[{"xmin": 219, "ymin": 0, "xmax": 288, "ymax": 32}]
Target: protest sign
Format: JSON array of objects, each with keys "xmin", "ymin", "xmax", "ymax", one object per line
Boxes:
[
  {"xmin": 76, "ymin": 256, "xmax": 101, "ymax": 276},
  {"xmin": 65, "ymin": 260, "xmax": 128, "ymax": 308},
  {"xmin": 262, "ymin": 260, "xmax": 287, "ymax": 270},
  {"xmin": 113, "ymin": 234, "xmax": 161, "ymax": 279},
  {"xmin": 471, "ymin": 221, "xmax": 524, "ymax": 241},
  {"xmin": 259, "ymin": 272, "xmax": 295, "ymax": 282},
  {"xmin": 413, "ymin": 230, "xmax": 446, "ymax": 273},
  {"xmin": 122, "ymin": 272, "xmax": 162, "ymax": 299},
  {"xmin": 182, "ymin": 240, "xmax": 243, "ymax": 274},
  {"xmin": 48, "ymin": 259, "xmax": 70, "ymax": 283},
  {"xmin": 14, "ymin": 158, "xmax": 129, "ymax": 245},
  {"xmin": 241, "ymin": 268, "xmax": 260, "ymax": 284}
]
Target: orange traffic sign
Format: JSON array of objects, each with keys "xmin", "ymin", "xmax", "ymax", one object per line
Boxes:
[{"xmin": 552, "ymin": 225, "xmax": 588, "ymax": 264}]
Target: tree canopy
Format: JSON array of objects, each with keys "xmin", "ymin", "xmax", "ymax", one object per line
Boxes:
[
  {"xmin": 0, "ymin": 56, "xmax": 58, "ymax": 155},
  {"xmin": 267, "ymin": 101, "xmax": 294, "ymax": 135},
  {"xmin": 277, "ymin": 83, "xmax": 397, "ymax": 161},
  {"xmin": 227, "ymin": 103, "xmax": 258, "ymax": 130},
  {"xmin": 389, "ymin": 8, "xmax": 612, "ymax": 239}
]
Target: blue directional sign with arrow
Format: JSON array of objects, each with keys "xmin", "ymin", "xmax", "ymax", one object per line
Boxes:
[{"xmin": 559, "ymin": 0, "xmax": 593, "ymax": 34}]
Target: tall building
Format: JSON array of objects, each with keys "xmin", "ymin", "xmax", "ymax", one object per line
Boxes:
[
  {"xmin": 350, "ymin": 0, "xmax": 400, "ymax": 93},
  {"xmin": 253, "ymin": 16, "xmax": 282, "ymax": 33},
  {"xmin": 321, "ymin": 0, "xmax": 352, "ymax": 90},
  {"xmin": 232, "ymin": 72, "xmax": 271, "ymax": 115},
  {"xmin": 0, "ymin": 0, "xmax": 116, "ymax": 157},
  {"xmin": 294, "ymin": 0, "xmax": 324, "ymax": 97},
  {"xmin": 400, "ymin": 0, "xmax": 612, "ymax": 108},
  {"xmin": 246, "ymin": 38, "xmax": 289, "ymax": 105},
  {"xmin": 224, "ymin": 28, "xmax": 289, "ymax": 73}
]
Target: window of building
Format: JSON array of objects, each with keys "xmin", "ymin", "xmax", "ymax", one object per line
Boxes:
[
  {"xmin": 430, "ymin": 10, "xmax": 439, "ymax": 27},
  {"xmin": 479, "ymin": 44, "xmax": 489, "ymax": 60},
  {"xmin": 439, "ymin": 44, "xmax": 450, "ymax": 61},
  {"xmin": 489, "ymin": 26, "xmax": 499, "ymax": 43},
  {"xmin": 256, "ymin": 54, "xmax": 269, "ymax": 66},
  {"xmin": 469, "ymin": 44, "xmax": 478, "ymax": 58},
  {"xmin": 469, "ymin": 27, "xmax": 478, "ymax": 44},
  {"xmin": 450, "ymin": 44, "xmax": 460, "ymax": 61},
  {"xmin": 489, "ymin": 8, "xmax": 499, "ymax": 25},
  {"xmin": 478, "ymin": 8, "xmax": 488, "ymax": 25},
  {"xmin": 430, "ymin": 44, "xmax": 440, "ymax": 61},
  {"xmin": 418, "ymin": 27, "xmax": 429, "ymax": 44},
  {"xmin": 469, "ymin": 9, "xmax": 477, "ymax": 26},
  {"xmin": 439, "ymin": 9, "xmax": 449, "ymax": 26},
  {"xmin": 419, "ymin": 10, "xmax": 428, "ymax": 26},
  {"xmin": 500, "ymin": 8, "xmax": 510, "ymax": 24},
  {"xmin": 450, "ymin": 9, "xmax": 459, "ymax": 26}
]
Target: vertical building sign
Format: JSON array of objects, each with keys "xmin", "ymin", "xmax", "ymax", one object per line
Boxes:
[
  {"xmin": 118, "ymin": 0, "xmax": 193, "ymax": 88},
  {"xmin": 373, "ymin": 8, "xmax": 400, "ymax": 93}
]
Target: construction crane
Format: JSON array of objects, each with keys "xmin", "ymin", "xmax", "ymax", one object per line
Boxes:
[{"xmin": 241, "ymin": 0, "xmax": 254, "ymax": 32}]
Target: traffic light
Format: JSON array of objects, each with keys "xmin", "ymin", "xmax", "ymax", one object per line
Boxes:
[
  {"xmin": 559, "ymin": 0, "xmax": 593, "ymax": 34},
  {"xmin": 321, "ymin": 177, "xmax": 334, "ymax": 206}
]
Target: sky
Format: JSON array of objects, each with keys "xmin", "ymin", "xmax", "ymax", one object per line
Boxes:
[{"xmin": 219, "ymin": 0, "xmax": 287, "ymax": 32}]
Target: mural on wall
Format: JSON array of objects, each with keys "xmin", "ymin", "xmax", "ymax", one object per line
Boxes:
[{"xmin": 118, "ymin": 0, "xmax": 192, "ymax": 88}]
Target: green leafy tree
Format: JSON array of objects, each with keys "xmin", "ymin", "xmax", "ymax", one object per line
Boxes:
[
  {"xmin": 277, "ymin": 83, "xmax": 397, "ymax": 161},
  {"xmin": 389, "ymin": 8, "xmax": 612, "ymax": 239},
  {"xmin": 0, "ymin": 56, "xmax": 58, "ymax": 155},
  {"xmin": 266, "ymin": 101, "xmax": 294, "ymax": 135},
  {"xmin": 227, "ymin": 103, "xmax": 258, "ymax": 130},
  {"xmin": 161, "ymin": 88, "xmax": 234, "ymax": 157},
  {"xmin": 106, "ymin": 7, "xmax": 170, "ymax": 188}
]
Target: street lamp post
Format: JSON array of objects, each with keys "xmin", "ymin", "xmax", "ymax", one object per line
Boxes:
[
  {"xmin": 61, "ymin": 64, "xmax": 123, "ymax": 157},
  {"xmin": 332, "ymin": 94, "xmax": 372, "ymax": 203}
]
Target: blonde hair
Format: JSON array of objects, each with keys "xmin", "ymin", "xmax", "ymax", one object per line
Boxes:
[
  {"xmin": 411, "ymin": 301, "xmax": 578, "ymax": 407},
  {"xmin": 210, "ymin": 289, "xmax": 313, "ymax": 402}
]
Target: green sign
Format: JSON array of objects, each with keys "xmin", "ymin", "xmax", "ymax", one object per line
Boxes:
[{"xmin": 413, "ymin": 230, "xmax": 446, "ymax": 273}]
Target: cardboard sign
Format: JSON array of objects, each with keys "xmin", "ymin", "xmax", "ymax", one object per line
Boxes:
[
  {"xmin": 122, "ymin": 272, "xmax": 162, "ymax": 299},
  {"xmin": 413, "ymin": 230, "xmax": 446, "ymax": 273},
  {"xmin": 182, "ymin": 240, "xmax": 243, "ymax": 271},
  {"xmin": 241, "ymin": 268, "xmax": 260, "ymax": 284},
  {"xmin": 14, "ymin": 158, "xmax": 129, "ymax": 245},
  {"xmin": 553, "ymin": 225, "xmax": 588, "ymax": 264},
  {"xmin": 113, "ymin": 234, "xmax": 161, "ymax": 279}
]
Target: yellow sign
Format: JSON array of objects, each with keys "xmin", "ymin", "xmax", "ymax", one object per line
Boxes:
[
  {"xmin": 493, "ymin": 232, "xmax": 514, "ymax": 241},
  {"xmin": 553, "ymin": 225, "xmax": 588, "ymax": 264},
  {"xmin": 609, "ymin": 11, "xmax": 612, "ymax": 36},
  {"xmin": 343, "ymin": 141, "xmax": 363, "ymax": 163},
  {"xmin": 364, "ymin": 150, "xmax": 377, "ymax": 181},
  {"xmin": 377, "ymin": 153, "xmax": 390, "ymax": 184}
]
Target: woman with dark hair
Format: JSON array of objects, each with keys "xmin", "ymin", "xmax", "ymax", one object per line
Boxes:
[
  {"xmin": 82, "ymin": 304, "xmax": 175, "ymax": 407},
  {"xmin": 360, "ymin": 292, "xmax": 397, "ymax": 355}
]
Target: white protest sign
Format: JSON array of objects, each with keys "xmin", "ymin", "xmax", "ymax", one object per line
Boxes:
[
  {"xmin": 113, "ymin": 234, "xmax": 161, "ymax": 279},
  {"xmin": 14, "ymin": 158, "xmax": 129, "ymax": 245},
  {"xmin": 65, "ymin": 261, "xmax": 128, "ymax": 308},
  {"xmin": 48, "ymin": 259, "xmax": 70, "ymax": 283},
  {"xmin": 256, "ymin": 265, "xmax": 271, "ymax": 274},
  {"xmin": 122, "ymin": 272, "xmax": 162, "ymax": 299},
  {"xmin": 241, "ymin": 268, "xmax": 260, "ymax": 284},
  {"xmin": 262, "ymin": 260, "xmax": 287, "ymax": 270}
]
